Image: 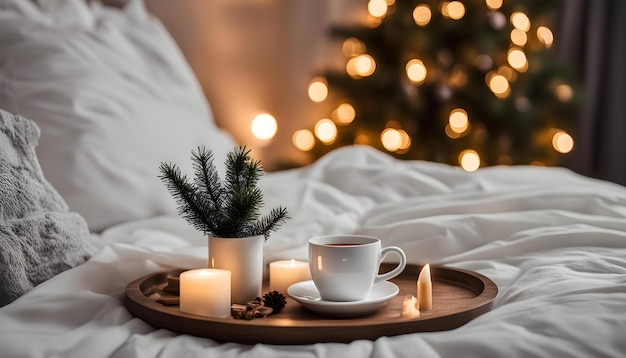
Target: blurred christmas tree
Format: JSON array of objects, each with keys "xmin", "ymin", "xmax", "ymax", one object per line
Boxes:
[{"xmin": 293, "ymin": 0, "xmax": 582, "ymax": 170}]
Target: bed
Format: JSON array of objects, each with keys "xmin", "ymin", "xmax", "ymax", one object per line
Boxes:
[{"xmin": 1, "ymin": 1, "xmax": 625, "ymax": 357}]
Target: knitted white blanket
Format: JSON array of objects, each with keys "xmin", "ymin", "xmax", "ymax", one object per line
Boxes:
[{"xmin": 0, "ymin": 109, "xmax": 99, "ymax": 306}]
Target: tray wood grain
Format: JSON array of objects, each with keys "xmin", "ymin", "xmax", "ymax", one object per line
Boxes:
[{"xmin": 125, "ymin": 264, "xmax": 497, "ymax": 344}]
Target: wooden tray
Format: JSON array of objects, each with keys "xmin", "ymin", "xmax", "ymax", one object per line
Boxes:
[{"xmin": 125, "ymin": 264, "xmax": 497, "ymax": 345}]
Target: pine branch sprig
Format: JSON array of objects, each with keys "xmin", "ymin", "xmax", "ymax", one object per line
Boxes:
[
  {"xmin": 159, "ymin": 145, "xmax": 290, "ymax": 241},
  {"xmin": 158, "ymin": 162, "xmax": 213, "ymax": 234},
  {"xmin": 192, "ymin": 146, "xmax": 224, "ymax": 213},
  {"xmin": 251, "ymin": 207, "xmax": 290, "ymax": 241}
]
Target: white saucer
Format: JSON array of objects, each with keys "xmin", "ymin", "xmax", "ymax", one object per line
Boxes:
[{"xmin": 287, "ymin": 280, "xmax": 399, "ymax": 317}]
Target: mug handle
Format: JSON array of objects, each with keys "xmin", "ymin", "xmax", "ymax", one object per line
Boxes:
[{"xmin": 374, "ymin": 246, "xmax": 407, "ymax": 284}]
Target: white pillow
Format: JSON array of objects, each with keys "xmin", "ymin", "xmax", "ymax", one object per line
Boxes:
[{"xmin": 0, "ymin": 0, "xmax": 236, "ymax": 232}]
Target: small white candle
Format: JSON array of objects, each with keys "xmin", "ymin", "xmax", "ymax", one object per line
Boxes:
[
  {"xmin": 269, "ymin": 259, "xmax": 311, "ymax": 293},
  {"xmin": 417, "ymin": 264, "xmax": 432, "ymax": 311},
  {"xmin": 179, "ymin": 269, "xmax": 231, "ymax": 318},
  {"xmin": 401, "ymin": 294, "xmax": 420, "ymax": 318}
]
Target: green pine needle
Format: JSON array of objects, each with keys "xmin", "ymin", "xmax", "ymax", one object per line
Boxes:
[{"xmin": 159, "ymin": 145, "xmax": 290, "ymax": 240}]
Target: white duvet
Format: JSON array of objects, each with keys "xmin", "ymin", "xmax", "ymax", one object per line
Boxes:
[{"xmin": 1, "ymin": 146, "xmax": 625, "ymax": 358}]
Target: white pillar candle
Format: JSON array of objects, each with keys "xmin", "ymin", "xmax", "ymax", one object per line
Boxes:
[
  {"xmin": 401, "ymin": 294, "xmax": 420, "ymax": 318},
  {"xmin": 269, "ymin": 259, "xmax": 311, "ymax": 293},
  {"xmin": 417, "ymin": 264, "xmax": 432, "ymax": 311},
  {"xmin": 180, "ymin": 269, "xmax": 231, "ymax": 318}
]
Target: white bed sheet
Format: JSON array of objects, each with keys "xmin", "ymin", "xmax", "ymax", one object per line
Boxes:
[{"xmin": 1, "ymin": 146, "xmax": 625, "ymax": 358}]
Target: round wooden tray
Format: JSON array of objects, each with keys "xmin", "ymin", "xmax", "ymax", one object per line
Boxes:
[{"xmin": 125, "ymin": 264, "xmax": 497, "ymax": 345}]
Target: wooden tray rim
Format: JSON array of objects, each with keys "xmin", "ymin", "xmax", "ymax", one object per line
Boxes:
[{"xmin": 125, "ymin": 264, "xmax": 497, "ymax": 344}]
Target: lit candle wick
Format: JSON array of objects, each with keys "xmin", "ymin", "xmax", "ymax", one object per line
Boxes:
[{"xmin": 417, "ymin": 263, "xmax": 432, "ymax": 311}]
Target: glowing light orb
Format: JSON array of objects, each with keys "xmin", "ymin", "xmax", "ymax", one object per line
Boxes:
[
  {"xmin": 292, "ymin": 129, "xmax": 315, "ymax": 151},
  {"xmin": 381, "ymin": 128, "xmax": 403, "ymax": 152},
  {"xmin": 459, "ymin": 150, "xmax": 481, "ymax": 171},
  {"xmin": 552, "ymin": 131, "xmax": 574, "ymax": 153},
  {"xmin": 368, "ymin": 0, "xmax": 388, "ymax": 18},
  {"xmin": 334, "ymin": 103, "xmax": 356, "ymax": 125},
  {"xmin": 449, "ymin": 108, "xmax": 469, "ymax": 133},
  {"xmin": 507, "ymin": 48, "xmax": 528, "ymax": 72},
  {"xmin": 486, "ymin": 0, "xmax": 503, "ymax": 10},
  {"xmin": 487, "ymin": 73, "xmax": 510, "ymax": 98},
  {"xmin": 510, "ymin": 28, "xmax": 527, "ymax": 46},
  {"xmin": 308, "ymin": 79, "xmax": 328, "ymax": 103},
  {"xmin": 251, "ymin": 113, "xmax": 277, "ymax": 140},
  {"xmin": 314, "ymin": 119, "xmax": 337, "ymax": 144},
  {"xmin": 347, "ymin": 54, "xmax": 376, "ymax": 78},
  {"xmin": 406, "ymin": 59, "xmax": 428, "ymax": 84},
  {"xmin": 537, "ymin": 26, "xmax": 554, "ymax": 48},
  {"xmin": 511, "ymin": 12, "xmax": 531, "ymax": 32},
  {"xmin": 413, "ymin": 5, "xmax": 432, "ymax": 26},
  {"xmin": 446, "ymin": 1, "xmax": 465, "ymax": 20}
]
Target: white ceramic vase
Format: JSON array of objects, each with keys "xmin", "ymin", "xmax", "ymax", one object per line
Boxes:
[{"xmin": 208, "ymin": 235, "xmax": 264, "ymax": 304}]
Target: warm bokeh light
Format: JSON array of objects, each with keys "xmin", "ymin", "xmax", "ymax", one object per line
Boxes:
[
  {"xmin": 292, "ymin": 129, "xmax": 315, "ymax": 151},
  {"xmin": 333, "ymin": 103, "xmax": 356, "ymax": 125},
  {"xmin": 343, "ymin": 37, "xmax": 366, "ymax": 57},
  {"xmin": 368, "ymin": 0, "xmax": 388, "ymax": 18},
  {"xmin": 510, "ymin": 28, "xmax": 528, "ymax": 46},
  {"xmin": 251, "ymin": 113, "xmax": 277, "ymax": 140},
  {"xmin": 381, "ymin": 128, "xmax": 403, "ymax": 152},
  {"xmin": 552, "ymin": 130, "xmax": 574, "ymax": 153},
  {"xmin": 511, "ymin": 12, "xmax": 531, "ymax": 32},
  {"xmin": 507, "ymin": 48, "xmax": 528, "ymax": 72},
  {"xmin": 537, "ymin": 26, "xmax": 554, "ymax": 48},
  {"xmin": 439, "ymin": 1, "xmax": 449, "ymax": 17},
  {"xmin": 413, "ymin": 4, "xmax": 432, "ymax": 26},
  {"xmin": 346, "ymin": 59, "xmax": 359, "ymax": 78},
  {"xmin": 555, "ymin": 84, "xmax": 574, "ymax": 102},
  {"xmin": 449, "ymin": 108, "xmax": 469, "ymax": 133},
  {"xmin": 487, "ymin": 73, "xmax": 511, "ymax": 98},
  {"xmin": 459, "ymin": 149, "xmax": 481, "ymax": 171},
  {"xmin": 485, "ymin": 0, "xmax": 503, "ymax": 10},
  {"xmin": 314, "ymin": 118, "xmax": 337, "ymax": 144},
  {"xmin": 347, "ymin": 54, "xmax": 376, "ymax": 78},
  {"xmin": 497, "ymin": 65, "xmax": 516, "ymax": 82},
  {"xmin": 397, "ymin": 129, "xmax": 411, "ymax": 152},
  {"xmin": 406, "ymin": 59, "xmax": 428, "ymax": 84},
  {"xmin": 445, "ymin": 124, "xmax": 462, "ymax": 139},
  {"xmin": 446, "ymin": 1, "xmax": 465, "ymax": 20},
  {"xmin": 308, "ymin": 78, "xmax": 328, "ymax": 102}
]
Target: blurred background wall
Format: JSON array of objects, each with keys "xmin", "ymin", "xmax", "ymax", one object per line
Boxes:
[{"xmin": 146, "ymin": 0, "xmax": 359, "ymax": 169}]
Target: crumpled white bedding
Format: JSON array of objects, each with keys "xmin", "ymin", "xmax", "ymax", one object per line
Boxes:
[{"xmin": 1, "ymin": 146, "xmax": 625, "ymax": 358}]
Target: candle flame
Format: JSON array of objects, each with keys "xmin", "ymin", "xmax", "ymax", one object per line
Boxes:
[
  {"xmin": 418, "ymin": 263, "xmax": 431, "ymax": 283},
  {"xmin": 290, "ymin": 259, "xmax": 296, "ymax": 266}
]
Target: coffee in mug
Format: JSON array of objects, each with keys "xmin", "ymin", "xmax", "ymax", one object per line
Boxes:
[{"xmin": 308, "ymin": 235, "xmax": 407, "ymax": 302}]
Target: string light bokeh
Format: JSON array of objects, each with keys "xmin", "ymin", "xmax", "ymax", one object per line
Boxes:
[
  {"xmin": 286, "ymin": 0, "xmax": 580, "ymax": 170},
  {"xmin": 248, "ymin": 0, "xmax": 581, "ymax": 171}
]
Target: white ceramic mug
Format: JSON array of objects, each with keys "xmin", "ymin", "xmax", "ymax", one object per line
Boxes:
[{"xmin": 308, "ymin": 235, "xmax": 407, "ymax": 302}]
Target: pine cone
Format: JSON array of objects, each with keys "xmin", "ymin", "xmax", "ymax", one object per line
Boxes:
[{"xmin": 262, "ymin": 290, "xmax": 287, "ymax": 313}]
